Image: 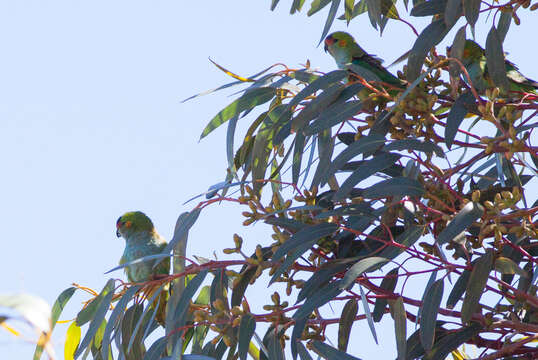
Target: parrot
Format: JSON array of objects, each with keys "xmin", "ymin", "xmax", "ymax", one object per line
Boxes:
[
  {"xmin": 116, "ymin": 211, "xmax": 170, "ymax": 330},
  {"xmin": 324, "ymin": 31, "xmax": 405, "ymax": 89},
  {"xmin": 459, "ymin": 39, "xmax": 538, "ymax": 96},
  {"xmin": 116, "ymin": 211, "xmax": 170, "ymax": 282}
]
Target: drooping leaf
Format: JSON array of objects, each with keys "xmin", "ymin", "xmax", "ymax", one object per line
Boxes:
[
  {"xmin": 382, "ymin": 139, "xmax": 444, "ymax": 158},
  {"xmin": 296, "ymin": 341, "xmax": 313, "ymax": 360},
  {"xmin": 75, "ymin": 279, "xmax": 115, "ymax": 358},
  {"xmin": 444, "ymin": 0, "xmax": 462, "ymax": 27},
  {"xmin": 291, "ymin": 317, "xmax": 308, "ymax": 360},
  {"xmin": 366, "ymin": 0, "xmax": 382, "ymax": 28},
  {"xmin": 463, "ymin": 0, "xmax": 480, "ymax": 29},
  {"xmin": 200, "ymin": 87, "xmax": 276, "ymax": 139},
  {"xmin": 419, "ymin": 279, "xmax": 444, "ymax": 351},
  {"xmin": 293, "ymin": 281, "xmax": 343, "ymax": 320},
  {"xmin": 76, "ymin": 279, "xmax": 115, "ymax": 327},
  {"xmin": 164, "ymin": 209, "xmax": 201, "ymax": 254},
  {"xmin": 448, "ymin": 26, "xmax": 467, "ymax": 78},
  {"xmin": 446, "ymin": 268, "xmax": 470, "ymax": 309},
  {"xmin": 333, "ymin": 152, "xmax": 402, "ymax": 200},
  {"xmin": 34, "ymin": 287, "xmax": 77, "ymax": 360},
  {"xmin": 340, "ymin": 257, "xmax": 389, "ymax": 290},
  {"xmin": 318, "ymin": 0, "xmax": 342, "ymax": 45},
  {"xmin": 311, "ymin": 340, "xmax": 362, "ymax": 360},
  {"xmin": 445, "ymin": 91, "xmax": 475, "ymax": 149},
  {"xmin": 359, "ymin": 284, "xmax": 378, "ymax": 344},
  {"xmin": 144, "ymin": 336, "xmax": 168, "ymax": 360},
  {"xmin": 363, "ymin": 177, "xmax": 425, "ymax": 198},
  {"xmin": 485, "ymin": 26, "xmax": 510, "ymax": 92},
  {"xmin": 338, "ymin": 299, "xmax": 358, "ymax": 351},
  {"xmin": 410, "ymin": 0, "xmax": 447, "ymax": 16},
  {"xmin": 272, "ymin": 223, "xmax": 339, "ymax": 262},
  {"xmin": 308, "ymin": 0, "xmax": 332, "ymax": 16},
  {"xmin": 407, "ymin": 19, "xmax": 449, "ymax": 81},
  {"xmin": 461, "ymin": 250, "xmax": 493, "ymax": 323},
  {"xmin": 436, "ymin": 202, "xmax": 484, "ymax": 245},
  {"xmin": 424, "ymin": 322, "xmax": 482, "ymax": 360},
  {"xmin": 270, "ymin": 223, "xmax": 339, "ymax": 284},
  {"xmin": 238, "ymin": 314, "xmax": 256, "ymax": 360},
  {"xmin": 389, "ymin": 296, "xmax": 407, "ymax": 360},
  {"xmin": 373, "ymin": 268, "xmax": 399, "ymax": 322},
  {"xmin": 320, "ymin": 133, "xmax": 386, "ymax": 186},
  {"xmin": 304, "ymin": 100, "xmax": 363, "ymax": 136},
  {"xmin": 496, "ymin": 11, "xmax": 511, "ymax": 43},
  {"xmin": 64, "ymin": 322, "xmax": 81, "ymax": 360}
]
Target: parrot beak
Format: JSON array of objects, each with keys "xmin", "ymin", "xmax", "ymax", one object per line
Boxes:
[
  {"xmin": 116, "ymin": 229, "xmax": 121, "ymax": 237},
  {"xmin": 324, "ymin": 36, "xmax": 335, "ymax": 53}
]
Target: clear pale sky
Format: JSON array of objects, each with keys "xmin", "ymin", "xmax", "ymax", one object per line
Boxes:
[{"xmin": 0, "ymin": 1, "xmax": 536, "ymax": 359}]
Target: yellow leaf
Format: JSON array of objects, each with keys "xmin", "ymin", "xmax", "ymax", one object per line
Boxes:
[{"xmin": 64, "ymin": 322, "xmax": 81, "ymax": 360}]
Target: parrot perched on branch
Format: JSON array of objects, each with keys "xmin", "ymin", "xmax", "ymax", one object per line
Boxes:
[
  {"xmin": 324, "ymin": 31, "xmax": 405, "ymax": 89},
  {"xmin": 116, "ymin": 211, "xmax": 170, "ymax": 282},
  {"xmin": 459, "ymin": 39, "xmax": 538, "ymax": 96}
]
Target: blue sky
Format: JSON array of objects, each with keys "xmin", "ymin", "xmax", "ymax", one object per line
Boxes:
[{"xmin": 0, "ymin": 1, "xmax": 536, "ymax": 359}]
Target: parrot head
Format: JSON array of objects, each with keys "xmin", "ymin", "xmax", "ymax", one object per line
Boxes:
[
  {"xmin": 324, "ymin": 32, "xmax": 363, "ymax": 68},
  {"xmin": 461, "ymin": 40, "xmax": 485, "ymax": 65},
  {"xmin": 116, "ymin": 211, "xmax": 154, "ymax": 238}
]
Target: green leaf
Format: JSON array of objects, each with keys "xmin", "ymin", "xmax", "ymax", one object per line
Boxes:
[
  {"xmin": 171, "ymin": 270, "xmax": 209, "ymax": 324},
  {"xmin": 272, "ymin": 223, "xmax": 338, "ymax": 262},
  {"xmin": 363, "ymin": 177, "xmax": 425, "ymax": 198},
  {"xmin": 378, "ymin": 225, "xmax": 424, "ymax": 260},
  {"xmin": 373, "ymin": 268, "xmax": 399, "ymax": 322},
  {"xmin": 200, "ymin": 87, "xmax": 276, "ymax": 139},
  {"xmin": 485, "ymin": 26, "xmax": 510, "ymax": 92},
  {"xmin": 495, "ymin": 257, "xmax": 528, "ymax": 277},
  {"xmin": 291, "ymin": 317, "xmax": 308, "ymax": 360},
  {"xmin": 410, "ymin": 0, "xmax": 447, "ymax": 16},
  {"xmin": 101, "ymin": 285, "xmax": 140, "ymax": 359},
  {"xmin": 320, "ymin": 133, "xmax": 386, "ymax": 186},
  {"xmin": 359, "ymin": 284, "xmax": 378, "ymax": 344},
  {"xmin": 407, "ymin": 19, "xmax": 449, "ymax": 81},
  {"xmin": 266, "ymin": 328, "xmax": 284, "ymax": 360},
  {"xmin": 238, "ymin": 314, "xmax": 256, "ymax": 360},
  {"xmin": 497, "ymin": 11, "xmax": 511, "ymax": 43},
  {"xmin": 291, "ymin": 0, "xmax": 306, "ymax": 13},
  {"xmin": 448, "ymin": 26, "xmax": 467, "ymax": 78},
  {"xmin": 311, "ymin": 128, "xmax": 335, "ymax": 188},
  {"xmin": 463, "ymin": 0, "xmax": 480, "ymax": 28},
  {"xmin": 270, "ymin": 223, "xmax": 339, "ymax": 283},
  {"xmin": 318, "ymin": 0, "xmax": 342, "ymax": 45},
  {"xmin": 296, "ymin": 341, "xmax": 313, "ymax": 360},
  {"xmin": 424, "ymin": 322, "xmax": 482, "ymax": 360},
  {"xmin": 444, "ymin": 0, "xmax": 462, "ymax": 27},
  {"xmin": 121, "ymin": 303, "xmax": 145, "ymax": 359},
  {"xmin": 292, "ymin": 133, "xmax": 306, "ymax": 185},
  {"xmin": 297, "ymin": 259, "xmax": 353, "ymax": 303},
  {"xmin": 293, "ymin": 281, "xmax": 343, "ymax": 320},
  {"xmin": 308, "ymin": 0, "xmax": 332, "ymax": 16},
  {"xmin": 389, "ymin": 296, "xmax": 406, "ymax": 360},
  {"xmin": 164, "ymin": 209, "xmax": 201, "ymax": 253},
  {"xmin": 419, "ymin": 279, "xmax": 444, "ymax": 351},
  {"xmin": 334, "ymin": 152, "xmax": 402, "ymax": 200},
  {"xmin": 75, "ymin": 279, "xmax": 115, "ymax": 358},
  {"xmin": 311, "ymin": 340, "xmax": 362, "ymax": 360},
  {"xmin": 291, "ymin": 83, "xmax": 346, "ymax": 132},
  {"xmin": 382, "ymin": 139, "xmax": 444, "ymax": 158},
  {"xmin": 461, "ymin": 250, "xmax": 493, "ymax": 323},
  {"xmin": 76, "ymin": 279, "xmax": 115, "ymax": 327},
  {"xmin": 446, "ymin": 268, "xmax": 469, "ymax": 309},
  {"xmin": 144, "ymin": 336, "xmax": 168, "ymax": 360},
  {"xmin": 366, "ymin": 0, "xmax": 382, "ymax": 28},
  {"xmin": 345, "ymin": 0, "xmax": 355, "ymax": 23},
  {"xmin": 251, "ymin": 117, "xmax": 275, "ymax": 195},
  {"xmin": 338, "ymin": 299, "xmax": 358, "ymax": 351},
  {"xmin": 64, "ymin": 322, "xmax": 81, "ymax": 360},
  {"xmin": 445, "ymin": 91, "xmax": 475, "ymax": 149},
  {"xmin": 436, "ymin": 202, "xmax": 484, "ymax": 245},
  {"xmin": 304, "ymin": 100, "xmax": 363, "ymax": 135},
  {"xmin": 340, "ymin": 257, "xmax": 389, "ymax": 290},
  {"xmin": 34, "ymin": 287, "xmax": 76, "ymax": 360}
]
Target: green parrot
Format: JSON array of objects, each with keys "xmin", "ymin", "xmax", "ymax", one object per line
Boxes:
[
  {"xmin": 116, "ymin": 211, "xmax": 170, "ymax": 283},
  {"xmin": 324, "ymin": 31, "xmax": 404, "ymax": 89},
  {"xmin": 459, "ymin": 39, "xmax": 538, "ymax": 96}
]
